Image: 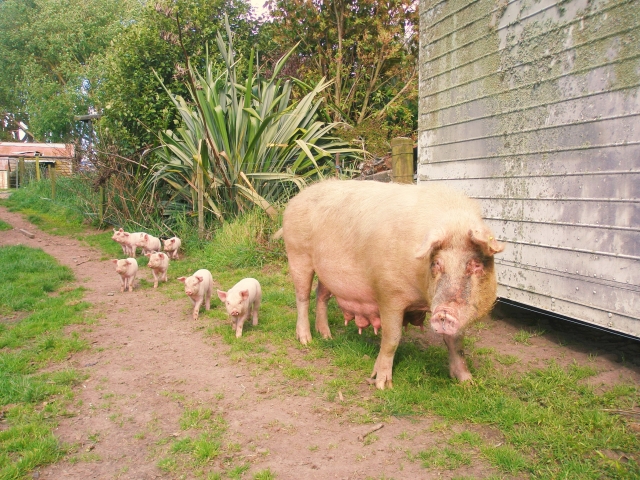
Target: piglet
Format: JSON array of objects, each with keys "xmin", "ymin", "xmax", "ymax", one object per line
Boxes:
[
  {"xmin": 136, "ymin": 233, "xmax": 162, "ymax": 255},
  {"xmin": 120, "ymin": 231, "xmax": 145, "ymax": 257},
  {"xmin": 163, "ymin": 236, "xmax": 182, "ymax": 259},
  {"xmin": 111, "ymin": 228, "xmax": 129, "ymax": 256},
  {"xmin": 217, "ymin": 278, "xmax": 262, "ymax": 338},
  {"xmin": 112, "ymin": 258, "xmax": 138, "ymax": 293},
  {"xmin": 145, "ymin": 252, "xmax": 169, "ymax": 288},
  {"xmin": 178, "ymin": 269, "xmax": 213, "ymax": 320}
]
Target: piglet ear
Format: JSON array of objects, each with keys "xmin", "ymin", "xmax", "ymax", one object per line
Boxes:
[
  {"xmin": 415, "ymin": 228, "xmax": 447, "ymax": 259},
  {"xmin": 159, "ymin": 253, "xmax": 165, "ymax": 259},
  {"xmin": 145, "ymin": 253, "xmax": 151, "ymax": 257},
  {"xmin": 119, "ymin": 228, "xmax": 124, "ymax": 232},
  {"xmin": 124, "ymin": 260, "xmax": 131, "ymax": 265},
  {"xmin": 195, "ymin": 275, "xmax": 203, "ymax": 283},
  {"xmin": 144, "ymin": 234, "xmax": 149, "ymax": 239},
  {"xmin": 123, "ymin": 233, "xmax": 129, "ymax": 237},
  {"xmin": 217, "ymin": 290, "xmax": 227, "ymax": 301},
  {"xmin": 177, "ymin": 277, "xmax": 187, "ymax": 283},
  {"xmin": 111, "ymin": 259, "xmax": 118, "ymax": 264},
  {"xmin": 240, "ymin": 289, "xmax": 250, "ymax": 299},
  {"xmin": 469, "ymin": 228, "xmax": 505, "ymax": 256},
  {"xmin": 113, "ymin": 228, "xmax": 117, "ymax": 233},
  {"xmin": 170, "ymin": 239, "xmax": 175, "ymax": 244}
]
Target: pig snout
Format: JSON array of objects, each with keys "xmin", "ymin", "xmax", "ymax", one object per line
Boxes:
[
  {"xmin": 230, "ymin": 309, "xmax": 240, "ymax": 317},
  {"xmin": 430, "ymin": 306, "xmax": 460, "ymax": 335}
]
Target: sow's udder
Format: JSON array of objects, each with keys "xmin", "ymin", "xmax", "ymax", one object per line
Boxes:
[{"xmin": 334, "ymin": 298, "xmax": 382, "ymax": 334}]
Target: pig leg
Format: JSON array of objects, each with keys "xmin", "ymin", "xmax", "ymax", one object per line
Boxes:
[
  {"xmin": 192, "ymin": 298, "xmax": 203, "ymax": 320},
  {"xmin": 235, "ymin": 315, "xmax": 247, "ymax": 338},
  {"xmin": 443, "ymin": 334, "xmax": 472, "ymax": 382},
  {"xmin": 119, "ymin": 275, "xmax": 126, "ymax": 293},
  {"xmin": 370, "ymin": 308, "xmax": 403, "ymax": 390},
  {"xmin": 162, "ymin": 270, "xmax": 167, "ymax": 283},
  {"xmin": 315, "ymin": 281, "xmax": 333, "ymax": 339},
  {"xmin": 205, "ymin": 284, "xmax": 212, "ymax": 310},
  {"xmin": 252, "ymin": 296, "xmax": 261, "ymax": 326},
  {"xmin": 152, "ymin": 270, "xmax": 159, "ymax": 288},
  {"xmin": 129, "ymin": 272, "xmax": 136, "ymax": 292},
  {"xmin": 288, "ymin": 255, "xmax": 314, "ymax": 344}
]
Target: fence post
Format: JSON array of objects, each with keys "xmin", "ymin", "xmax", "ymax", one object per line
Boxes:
[
  {"xmin": 390, "ymin": 137, "xmax": 414, "ymax": 184},
  {"xmin": 196, "ymin": 159, "xmax": 204, "ymax": 238},
  {"xmin": 18, "ymin": 157, "xmax": 26, "ymax": 188},
  {"xmin": 50, "ymin": 165, "xmax": 56, "ymax": 199},
  {"xmin": 98, "ymin": 186, "xmax": 105, "ymax": 225}
]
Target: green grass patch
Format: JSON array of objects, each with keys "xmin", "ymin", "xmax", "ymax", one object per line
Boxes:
[
  {"xmin": 0, "ymin": 245, "xmax": 90, "ymax": 478},
  {"xmin": 0, "ymin": 219, "xmax": 11, "ymax": 231}
]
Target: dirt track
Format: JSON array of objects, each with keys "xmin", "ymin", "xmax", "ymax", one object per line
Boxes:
[{"xmin": 1, "ymin": 206, "xmax": 638, "ymax": 479}]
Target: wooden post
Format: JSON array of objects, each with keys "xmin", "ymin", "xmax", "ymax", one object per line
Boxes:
[
  {"xmin": 390, "ymin": 137, "xmax": 414, "ymax": 184},
  {"xmin": 35, "ymin": 157, "xmax": 41, "ymax": 181},
  {"xmin": 196, "ymin": 158, "xmax": 204, "ymax": 237},
  {"xmin": 98, "ymin": 186, "xmax": 105, "ymax": 225},
  {"xmin": 50, "ymin": 165, "xmax": 56, "ymax": 199},
  {"xmin": 18, "ymin": 157, "xmax": 26, "ymax": 188}
]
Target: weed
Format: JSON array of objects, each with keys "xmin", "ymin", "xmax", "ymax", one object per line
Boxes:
[{"xmin": 253, "ymin": 468, "xmax": 277, "ymax": 480}]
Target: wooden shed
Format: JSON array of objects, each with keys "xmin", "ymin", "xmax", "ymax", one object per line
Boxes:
[
  {"xmin": 418, "ymin": 0, "xmax": 639, "ymax": 338},
  {"xmin": 0, "ymin": 142, "xmax": 75, "ymax": 181}
]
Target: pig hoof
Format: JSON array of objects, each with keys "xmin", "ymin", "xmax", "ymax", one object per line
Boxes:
[
  {"xmin": 316, "ymin": 327, "xmax": 332, "ymax": 340},
  {"xmin": 153, "ymin": 283, "xmax": 158, "ymax": 289},
  {"xmin": 454, "ymin": 371, "xmax": 473, "ymax": 383},
  {"xmin": 296, "ymin": 331, "xmax": 312, "ymax": 345},
  {"xmin": 236, "ymin": 331, "xmax": 242, "ymax": 338},
  {"xmin": 375, "ymin": 377, "xmax": 392, "ymax": 390}
]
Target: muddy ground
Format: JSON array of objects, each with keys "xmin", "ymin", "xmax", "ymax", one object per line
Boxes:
[{"xmin": 0, "ymin": 206, "xmax": 638, "ymax": 479}]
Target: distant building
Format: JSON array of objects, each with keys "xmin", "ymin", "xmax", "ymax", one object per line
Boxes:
[{"xmin": 0, "ymin": 142, "xmax": 75, "ymax": 178}]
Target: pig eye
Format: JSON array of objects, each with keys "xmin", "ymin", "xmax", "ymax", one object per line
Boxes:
[
  {"xmin": 431, "ymin": 258, "xmax": 444, "ymax": 274},
  {"xmin": 466, "ymin": 258, "xmax": 485, "ymax": 276}
]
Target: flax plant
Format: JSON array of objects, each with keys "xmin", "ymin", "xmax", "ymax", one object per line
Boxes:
[{"xmin": 145, "ymin": 19, "xmax": 358, "ymax": 222}]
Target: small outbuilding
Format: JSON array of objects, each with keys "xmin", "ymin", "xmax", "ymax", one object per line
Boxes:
[{"xmin": 0, "ymin": 142, "xmax": 75, "ymax": 188}]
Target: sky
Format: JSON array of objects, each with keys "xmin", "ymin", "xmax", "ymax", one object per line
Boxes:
[{"xmin": 250, "ymin": 0, "xmax": 268, "ymax": 17}]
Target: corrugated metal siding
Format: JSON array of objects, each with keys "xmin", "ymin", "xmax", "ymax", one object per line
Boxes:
[{"xmin": 418, "ymin": 0, "xmax": 640, "ymax": 337}]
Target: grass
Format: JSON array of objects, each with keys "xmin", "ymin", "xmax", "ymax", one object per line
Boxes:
[
  {"xmin": 4, "ymin": 179, "xmax": 640, "ymax": 480},
  {"xmin": 0, "ymin": 219, "xmax": 11, "ymax": 231},
  {"xmin": 0, "ymin": 245, "xmax": 90, "ymax": 478}
]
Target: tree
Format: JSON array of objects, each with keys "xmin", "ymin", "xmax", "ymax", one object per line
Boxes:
[
  {"xmin": 95, "ymin": 0, "xmax": 259, "ymax": 153},
  {"xmin": 0, "ymin": 0, "xmax": 137, "ymax": 141},
  {"xmin": 265, "ymin": 0, "xmax": 419, "ymax": 151}
]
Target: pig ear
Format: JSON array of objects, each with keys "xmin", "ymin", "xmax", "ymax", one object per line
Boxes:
[
  {"xmin": 159, "ymin": 253, "xmax": 165, "ymax": 259},
  {"xmin": 170, "ymin": 239, "xmax": 175, "ymax": 244},
  {"xmin": 240, "ymin": 289, "xmax": 249, "ymax": 299},
  {"xmin": 415, "ymin": 228, "xmax": 447, "ymax": 259},
  {"xmin": 195, "ymin": 275, "xmax": 203, "ymax": 283},
  {"xmin": 123, "ymin": 232, "xmax": 129, "ymax": 237},
  {"xmin": 119, "ymin": 228, "xmax": 124, "ymax": 232},
  {"xmin": 144, "ymin": 234, "xmax": 149, "ymax": 239},
  {"xmin": 469, "ymin": 228, "xmax": 505, "ymax": 256},
  {"xmin": 111, "ymin": 259, "xmax": 118, "ymax": 264},
  {"xmin": 177, "ymin": 276, "xmax": 187, "ymax": 283},
  {"xmin": 217, "ymin": 290, "xmax": 227, "ymax": 301},
  {"xmin": 113, "ymin": 228, "xmax": 117, "ymax": 233},
  {"xmin": 145, "ymin": 253, "xmax": 151, "ymax": 257},
  {"xmin": 124, "ymin": 260, "xmax": 131, "ymax": 265}
]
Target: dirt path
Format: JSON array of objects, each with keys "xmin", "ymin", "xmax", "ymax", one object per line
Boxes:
[{"xmin": 1, "ymin": 206, "xmax": 638, "ymax": 479}]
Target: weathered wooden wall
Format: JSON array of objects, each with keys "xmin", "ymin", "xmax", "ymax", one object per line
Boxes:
[{"xmin": 418, "ymin": 0, "xmax": 639, "ymax": 337}]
